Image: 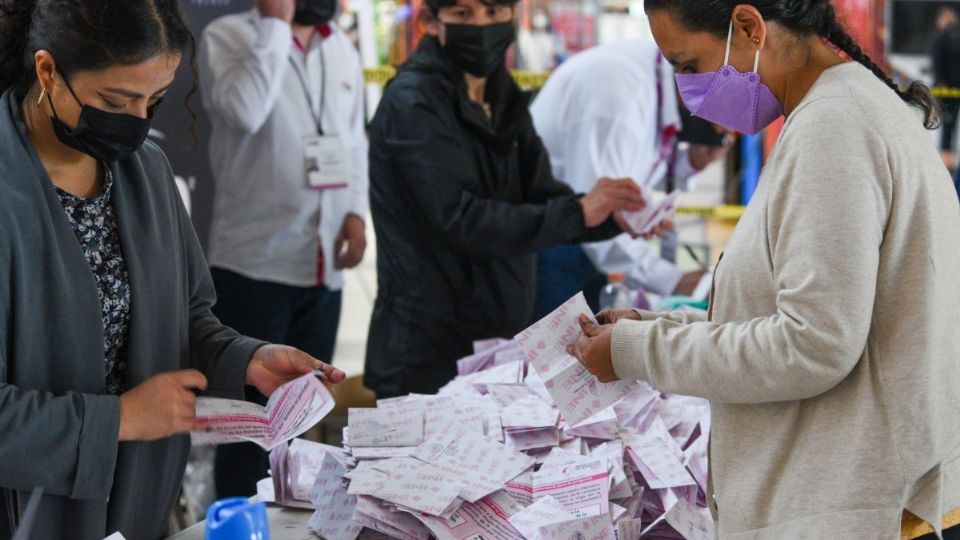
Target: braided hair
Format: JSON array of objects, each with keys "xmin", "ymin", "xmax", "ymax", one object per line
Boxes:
[{"xmin": 644, "ymin": 0, "xmax": 941, "ymax": 129}]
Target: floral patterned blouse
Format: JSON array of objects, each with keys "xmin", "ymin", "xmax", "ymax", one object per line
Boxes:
[{"xmin": 56, "ymin": 167, "xmax": 131, "ymax": 395}]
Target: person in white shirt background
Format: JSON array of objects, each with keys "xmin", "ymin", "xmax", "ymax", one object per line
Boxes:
[
  {"xmin": 198, "ymin": 0, "xmax": 368, "ymax": 498},
  {"xmin": 529, "ymin": 38, "xmax": 732, "ymax": 320},
  {"xmin": 516, "ymin": 8, "xmax": 565, "ymax": 73}
]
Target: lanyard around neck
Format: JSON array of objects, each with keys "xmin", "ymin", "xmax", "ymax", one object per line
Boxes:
[
  {"xmin": 653, "ymin": 52, "xmax": 678, "ymax": 184},
  {"xmin": 289, "ymin": 47, "xmax": 327, "ymax": 136}
]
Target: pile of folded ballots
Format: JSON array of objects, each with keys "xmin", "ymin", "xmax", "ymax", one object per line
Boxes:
[{"xmin": 263, "ymin": 293, "xmax": 714, "ymax": 540}]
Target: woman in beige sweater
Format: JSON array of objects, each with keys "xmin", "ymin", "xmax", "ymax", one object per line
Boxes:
[{"xmin": 569, "ymin": 1, "xmax": 960, "ymax": 539}]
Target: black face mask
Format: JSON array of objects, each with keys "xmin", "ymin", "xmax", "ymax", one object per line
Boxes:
[
  {"xmin": 294, "ymin": 0, "xmax": 338, "ymax": 26},
  {"xmin": 443, "ymin": 22, "xmax": 516, "ymax": 78},
  {"xmin": 47, "ymin": 75, "xmax": 156, "ymax": 163}
]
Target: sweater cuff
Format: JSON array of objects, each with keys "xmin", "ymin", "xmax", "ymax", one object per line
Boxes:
[
  {"xmin": 611, "ymin": 319, "xmax": 653, "ymax": 383},
  {"xmin": 207, "ymin": 337, "xmax": 269, "ymax": 400},
  {"xmin": 72, "ymin": 394, "xmax": 121, "ymax": 499},
  {"xmin": 572, "ymin": 195, "xmax": 622, "ymax": 243},
  {"xmin": 630, "ymin": 309, "xmax": 658, "ymax": 321}
]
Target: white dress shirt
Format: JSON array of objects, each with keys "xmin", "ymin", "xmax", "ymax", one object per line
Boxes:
[
  {"xmin": 530, "ymin": 39, "xmax": 699, "ymax": 295},
  {"xmin": 200, "ymin": 10, "xmax": 368, "ymax": 290}
]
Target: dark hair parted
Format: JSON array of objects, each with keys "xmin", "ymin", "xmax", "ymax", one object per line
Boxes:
[
  {"xmin": 644, "ymin": 0, "xmax": 941, "ymax": 129},
  {"xmin": 0, "ymin": 0, "xmax": 198, "ymax": 119}
]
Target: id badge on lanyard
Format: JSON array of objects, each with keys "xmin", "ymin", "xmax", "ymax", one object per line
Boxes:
[
  {"xmin": 292, "ymin": 53, "xmax": 351, "ymax": 190},
  {"xmin": 305, "ymin": 134, "xmax": 350, "ymax": 190}
]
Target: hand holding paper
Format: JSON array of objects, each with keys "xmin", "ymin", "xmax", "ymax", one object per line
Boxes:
[
  {"xmin": 192, "ymin": 373, "xmax": 335, "ymax": 450},
  {"xmin": 515, "ymin": 293, "xmax": 636, "ymax": 426},
  {"xmin": 118, "ymin": 369, "xmax": 207, "ymax": 442},
  {"xmin": 595, "ymin": 308, "xmax": 643, "ymax": 326},
  {"xmin": 580, "ymin": 177, "xmax": 647, "ymax": 228},
  {"xmin": 567, "ymin": 314, "xmax": 619, "ymax": 383},
  {"xmin": 245, "ymin": 344, "xmax": 344, "ymax": 397},
  {"xmin": 618, "ymin": 186, "xmax": 679, "ymax": 238}
]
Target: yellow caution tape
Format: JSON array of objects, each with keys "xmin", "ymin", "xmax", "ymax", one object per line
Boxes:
[
  {"xmin": 363, "ymin": 66, "xmax": 396, "ymax": 86},
  {"xmin": 367, "ymin": 68, "xmax": 960, "ymax": 99},
  {"xmin": 675, "ymin": 205, "xmax": 745, "ymax": 220},
  {"xmin": 932, "ymin": 87, "xmax": 960, "ymax": 99},
  {"xmin": 511, "ymin": 71, "xmax": 551, "ymax": 90},
  {"xmin": 364, "ymin": 66, "xmax": 550, "ymax": 89}
]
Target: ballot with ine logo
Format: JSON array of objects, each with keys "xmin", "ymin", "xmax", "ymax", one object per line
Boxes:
[{"xmin": 191, "ymin": 373, "xmax": 334, "ymax": 450}]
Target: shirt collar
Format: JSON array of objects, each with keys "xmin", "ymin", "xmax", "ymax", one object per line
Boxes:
[{"xmin": 293, "ymin": 24, "xmax": 333, "ymax": 53}]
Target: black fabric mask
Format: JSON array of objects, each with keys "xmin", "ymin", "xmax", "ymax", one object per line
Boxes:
[
  {"xmin": 443, "ymin": 22, "xmax": 516, "ymax": 78},
  {"xmin": 294, "ymin": 0, "xmax": 338, "ymax": 26},
  {"xmin": 48, "ymin": 75, "xmax": 155, "ymax": 163}
]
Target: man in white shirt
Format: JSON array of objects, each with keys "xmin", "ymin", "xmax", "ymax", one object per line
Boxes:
[
  {"xmin": 199, "ymin": 0, "xmax": 368, "ymax": 497},
  {"xmin": 529, "ymin": 38, "xmax": 729, "ymax": 319}
]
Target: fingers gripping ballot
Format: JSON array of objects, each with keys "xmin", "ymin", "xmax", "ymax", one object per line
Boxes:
[
  {"xmin": 567, "ymin": 314, "xmax": 621, "ymax": 383},
  {"xmin": 581, "ymin": 178, "xmax": 647, "ymax": 228},
  {"xmin": 118, "ymin": 369, "xmax": 208, "ymax": 442}
]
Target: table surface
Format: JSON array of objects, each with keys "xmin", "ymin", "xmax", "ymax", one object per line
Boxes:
[{"xmin": 166, "ymin": 506, "xmax": 315, "ymax": 540}]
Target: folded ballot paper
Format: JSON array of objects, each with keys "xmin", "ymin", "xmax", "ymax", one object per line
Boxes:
[
  {"xmin": 619, "ymin": 187, "xmax": 679, "ymax": 237},
  {"xmin": 515, "ymin": 292, "xmax": 638, "ymax": 426},
  {"xmin": 192, "ymin": 373, "xmax": 334, "ymax": 451},
  {"xmin": 260, "ymin": 292, "xmax": 715, "ymax": 539}
]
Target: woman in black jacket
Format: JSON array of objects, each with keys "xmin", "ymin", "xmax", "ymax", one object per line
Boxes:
[
  {"xmin": 365, "ymin": 0, "xmax": 650, "ymax": 398},
  {"xmin": 0, "ymin": 2, "xmax": 344, "ymax": 538}
]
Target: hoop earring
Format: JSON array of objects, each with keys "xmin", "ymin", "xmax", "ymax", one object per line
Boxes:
[{"xmin": 36, "ymin": 87, "xmax": 46, "ymax": 108}]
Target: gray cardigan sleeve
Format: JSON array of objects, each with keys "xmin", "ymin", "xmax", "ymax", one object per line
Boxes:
[
  {"xmin": 174, "ymin": 175, "xmax": 267, "ymax": 400},
  {"xmin": 0, "ymin": 232, "xmax": 121, "ymax": 500}
]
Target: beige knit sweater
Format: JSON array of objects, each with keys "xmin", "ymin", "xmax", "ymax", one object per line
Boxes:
[{"xmin": 611, "ymin": 62, "xmax": 960, "ymax": 539}]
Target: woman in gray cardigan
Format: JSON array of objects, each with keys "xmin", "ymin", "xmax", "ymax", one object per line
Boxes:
[{"xmin": 0, "ymin": 1, "xmax": 345, "ymax": 538}]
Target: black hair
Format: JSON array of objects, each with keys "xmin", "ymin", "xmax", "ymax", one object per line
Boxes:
[
  {"xmin": 644, "ymin": 0, "xmax": 941, "ymax": 129},
  {"xmin": 424, "ymin": 0, "xmax": 520, "ymax": 18},
  {"xmin": 0, "ymin": 0, "xmax": 198, "ymax": 122}
]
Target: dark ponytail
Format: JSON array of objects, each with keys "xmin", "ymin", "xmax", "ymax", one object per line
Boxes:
[
  {"xmin": 0, "ymin": 0, "xmax": 198, "ymax": 120},
  {"xmin": 0, "ymin": 0, "xmax": 37, "ymax": 100},
  {"xmin": 644, "ymin": 0, "xmax": 941, "ymax": 129}
]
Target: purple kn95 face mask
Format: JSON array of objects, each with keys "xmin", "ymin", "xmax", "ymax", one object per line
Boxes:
[{"xmin": 675, "ymin": 21, "xmax": 784, "ymax": 135}]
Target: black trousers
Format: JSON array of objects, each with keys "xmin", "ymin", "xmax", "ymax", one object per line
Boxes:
[
  {"xmin": 941, "ymin": 98, "xmax": 960, "ymax": 152},
  {"xmin": 210, "ymin": 267, "xmax": 342, "ymax": 498}
]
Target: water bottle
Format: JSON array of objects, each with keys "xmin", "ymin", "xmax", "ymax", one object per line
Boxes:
[{"xmin": 598, "ymin": 273, "xmax": 632, "ymax": 311}]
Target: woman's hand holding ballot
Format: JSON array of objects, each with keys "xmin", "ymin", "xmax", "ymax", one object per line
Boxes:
[
  {"xmin": 118, "ymin": 370, "xmax": 209, "ymax": 442},
  {"xmin": 117, "ymin": 347, "xmax": 344, "ymax": 442},
  {"xmin": 596, "ymin": 309, "xmax": 643, "ymax": 325},
  {"xmin": 246, "ymin": 344, "xmax": 346, "ymax": 397},
  {"xmin": 567, "ymin": 314, "xmax": 621, "ymax": 383}
]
